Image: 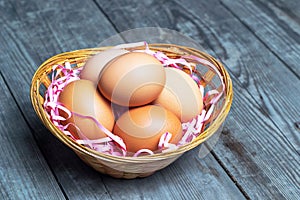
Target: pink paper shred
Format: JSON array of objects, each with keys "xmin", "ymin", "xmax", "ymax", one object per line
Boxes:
[{"xmin": 43, "ymin": 42, "xmax": 224, "ymax": 157}]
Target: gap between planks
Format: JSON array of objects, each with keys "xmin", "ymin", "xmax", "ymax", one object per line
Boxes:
[
  {"xmin": 218, "ymin": 0, "xmax": 300, "ymax": 80},
  {"xmin": 0, "ymin": 71, "xmax": 69, "ymax": 200}
]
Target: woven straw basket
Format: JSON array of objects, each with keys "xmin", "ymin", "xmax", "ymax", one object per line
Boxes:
[{"xmin": 30, "ymin": 44, "xmax": 233, "ymax": 179}]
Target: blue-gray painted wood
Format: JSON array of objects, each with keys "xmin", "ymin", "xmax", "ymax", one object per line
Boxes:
[
  {"xmin": 0, "ymin": 0, "xmax": 247, "ymax": 199},
  {"xmin": 101, "ymin": 147, "xmax": 246, "ymax": 200},
  {"xmin": 0, "ymin": 0, "xmax": 115, "ymax": 199},
  {"xmin": 1, "ymin": 0, "xmax": 299, "ymax": 199},
  {"xmin": 220, "ymin": 0, "xmax": 300, "ymax": 77},
  {"xmin": 96, "ymin": 0, "xmax": 300, "ymax": 199},
  {"xmin": 0, "ymin": 73, "xmax": 65, "ymax": 199}
]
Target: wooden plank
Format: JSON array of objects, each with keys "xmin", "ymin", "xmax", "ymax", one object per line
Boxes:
[
  {"xmin": 0, "ymin": 0, "xmax": 116, "ymax": 199},
  {"xmin": 173, "ymin": 1, "xmax": 300, "ymax": 199},
  {"xmin": 96, "ymin": 0, "xmax": 300, "ymax": 153},
  {"xmin": 214, "ymin": 91, "xmax": 300, "ymax": 199},
  {"xmin": 196, "ymin": 0, "xmax": 300, "ymax": 153},
  {"xmin": 0, "ymin": 73, "xmax": 66, "ymax": 199},
  {"xmin": 0, "ymin": 0, "xmax": 247, "ymax": 199},
  {"xmin": 96, "ymin": 0, "xmax": 300, "ymax": 199},
  {"xmin": 267, "ymin": 0, "xmax": 300, "ymax": 18},
  {"xmin": 101, "ymin": 148, "xmax": 246, "ymax": 200},
  {"xmin": 220, "ymin": 0, "xmax": 300, "ymax": 77}
]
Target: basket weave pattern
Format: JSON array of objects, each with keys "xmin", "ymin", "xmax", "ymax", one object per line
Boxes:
[{"xmin": 30, "ymin": 44, "xmax": 233, "ymax": 179}]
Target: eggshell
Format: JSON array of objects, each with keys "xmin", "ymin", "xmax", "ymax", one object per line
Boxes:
[
  {"xmin": 58, "ymin": 79, "xmax": 114, "ymax": 140},
  {"xmin": 153, "ymin": 68, "xmax": 203, "ymax": 122},
  {"xmin": 80, "ymin": 49, "xmax": 129, "ymax": 85},
  {"xmin": 113, "ymin": 105, "xmax": 183, "ymax": 152},
  {"xmin": 98, "ymin": 52, "xmax": 166, "ymax": 107}
]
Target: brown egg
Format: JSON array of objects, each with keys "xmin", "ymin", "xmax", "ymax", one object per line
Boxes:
[
  {"xmin": 80, "ymin": 49, "xmax": 129, "ymax": 85},
  {"xmin": 98, "ymin": 52, "xmax": 166, "ymax": 107},
  {"xmin": 58, "ymin": 79, "xmax": 114, "ymax": 140},
  {"xmin": 113, "ymin": 105, "xmax": 183, "ymax": 152},
  {"xmin": 153, "ymin": 68, "xmax": 203, "ymax": 122}
]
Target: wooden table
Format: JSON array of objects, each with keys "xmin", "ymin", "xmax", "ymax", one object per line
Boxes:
[{"xmin": 1, "ymin": 0, "xmax": 299, "ymax": 199}]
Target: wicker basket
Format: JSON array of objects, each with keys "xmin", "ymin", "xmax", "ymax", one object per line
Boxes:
[{"xmin": 30, "ymin": 44, "xmax": 233, "ymax": 179}]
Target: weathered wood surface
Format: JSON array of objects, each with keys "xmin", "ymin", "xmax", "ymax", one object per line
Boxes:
[
  {"xmin": 0, "ymin": 0, "xmax": 299, "ymax": 199},
  {"xmin": 0, "ymin": 0, "xmax": 113, "ymax": 199},
  {"xmin": 96, "ymin": 0, "xmax": 300, "ymax": 199},
  {"xmin": 0, "ymin": 0, "xmax": 245, "ymax": 199},
  {"xmin": 221, "ymin": 0, "xmax": 300, "ymax": 77},
  {"xmin": 0, "ymin": 73, "xmax": 65, "ymax": 199}
]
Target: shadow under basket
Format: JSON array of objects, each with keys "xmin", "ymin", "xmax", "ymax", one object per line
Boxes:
[{"xmin": 30, "ymin": 43, "xmax": 233, "ymax": 179}]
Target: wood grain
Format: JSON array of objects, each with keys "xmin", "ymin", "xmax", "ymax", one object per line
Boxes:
[
  {"xmin": 0, "ymin": 0, "xmax": 116, "ymax": 199},
  {"xmin": 177, "ymin": 0, "xmax": 300, "ymax": 197},
  {"xmin": 177, "ymin": 0, "xmax": 300, "ymax": 152},
  {"xmin": 1, "ymin": 0, "xmax": 299, "ymax": 199},
  {"xmin": 267, "ymin": 0, "xmax": 300, "ymax": 18},
  {"xmin": 0, "ymin": 72, "xmax": 65, "ymax": 199},
  {"xmin": 0, "ymin": 0, "xmax": 246, "ymax": 199},
  {"xmin": 96, "ymin": 0, "xmax": 300, "ymax": 150},
  {"xmin": 96, "ymin": 0, "xmax": 300, "ymax": 199},
  {"xmin": 220, "ymin": 0, "xmax": 300, "ymax": 77},
  {"xmin": 217, "ymin": 80, "xmax": 300, "ymax": 199},
  {"xmin": 101, "ymin": 148, "xmax": 246, "ymax": 200}
]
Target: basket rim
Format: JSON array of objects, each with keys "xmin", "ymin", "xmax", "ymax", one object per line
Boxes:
[{"xmin": 30, "ymin": 43, "xmax": 233, "ymax": 162}]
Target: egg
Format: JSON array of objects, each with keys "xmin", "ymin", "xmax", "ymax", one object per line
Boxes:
[
  {"xmin": 113, "ymin": 105, "xmax": 183, "ymax": 152},
  {"xmin": 98, "ymin": 52, "xmax": 166, "ymax": 107},
  {"xmin": 80, "ymin": 49, "xmax": 129, "ymax": 85},
  {"xmin": 153, "ymin": 68, "xmax": 203, "ymax": 122},
  {"xmin": 58, "ymin": 79, "xmax": 114, "ymax": 140}
]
